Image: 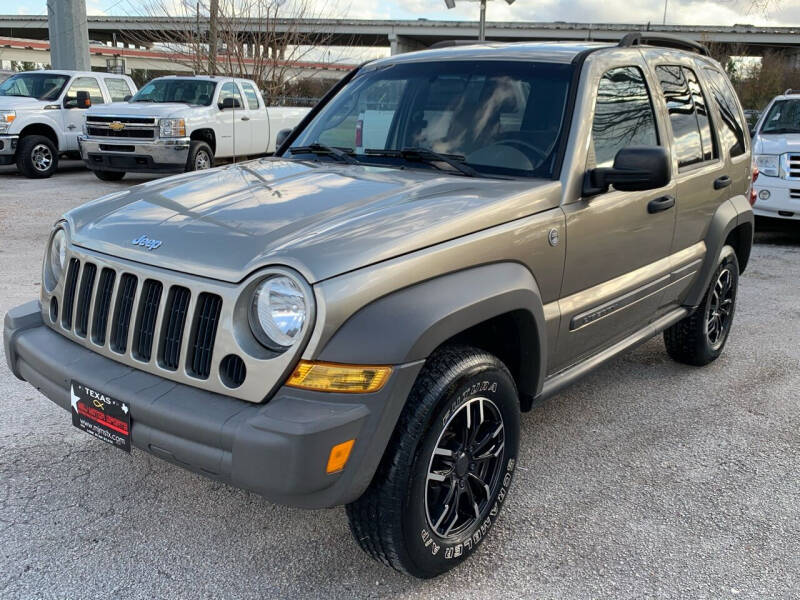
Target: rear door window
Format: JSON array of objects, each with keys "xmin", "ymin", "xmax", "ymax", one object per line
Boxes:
[
  {"xmin": 65, "ymin": 77, "xmax": 105, "ymax": 105},
  {"xmin": 655, "ymin": 65, "xmax": 718, "ymax": 169},
  {"xmin": 703, "ymin": 68, "xmax": 747, "ymax": 158},
  {"xmin": 590, "ymin": 66, "xmax": 659, "ymax": 168},
  {"xmin": 105, "ymin": 78, "xmax": 133, "ymax": 102},
  {"xmin": 218, "ymin": 82, "xmax": 244, "ymax": 108}
]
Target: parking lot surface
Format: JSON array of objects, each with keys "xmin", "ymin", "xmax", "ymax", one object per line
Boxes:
[{"xmin": 1, "ymin": 163, "xmax": 798, "ymax": 599}]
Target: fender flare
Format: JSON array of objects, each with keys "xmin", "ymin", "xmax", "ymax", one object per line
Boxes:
[
  {"xmin": 684, "ymin": 194, "xmax": 753, "ymax": 308},
  {"xmin": 317, "ymin": 262, "xmax": 548, "ymax": 398}
]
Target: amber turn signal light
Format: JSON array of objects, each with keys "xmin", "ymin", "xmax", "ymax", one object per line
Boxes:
[
  {"xmin": 327, "ymin": 439, "xmax": 355, "ymax": 474},
  {"xmin": 286, "ymin": 361, "xmax": 392, "ymax": 393}
]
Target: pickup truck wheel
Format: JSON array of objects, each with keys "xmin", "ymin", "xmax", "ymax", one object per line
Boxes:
[
  {"xmin": 664, "ymin": 247, "xmax": 739, "ymax": 366},
  {"xmin": 16, "ymin": 135, "xmax": 58, "ymax": 179},
  {"xmin": 346, "ymin": 346, "xmax": 520, "ymax": 578},
  {"xmin": 93, "ymin": 170, "xmax": 126, "ymax": 182},
  {"xmin": 187, "ymin": 141, "xmax": 213, "ymax": 171}
]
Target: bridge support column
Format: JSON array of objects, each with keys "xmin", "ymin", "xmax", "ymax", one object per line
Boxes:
[
  {"xmin": 47, "ymin": 0, "xmax": 90, "ymax": 71},
  {"xmin": 389, "ymin": 34, "xmax": 426, "ymax": 55}
]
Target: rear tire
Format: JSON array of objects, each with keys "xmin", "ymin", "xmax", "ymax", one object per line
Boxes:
[
  {"xmin": 186, "ymin": 141, "xmax": 213, "ymax": 172},
  {"xmin": 346, "ymin": 346, "xmax": 520, "ymax": 578},
  {"xmin": 16, "ymin": 135, "xmax": 58, "ymax": 179},
  {"xmin": 664, "ymin": 247, "xmax": 739, "ymax": 366},
  {"xmin": 93, "ymin": 170, "xmax": 126, "ymax": 182}
]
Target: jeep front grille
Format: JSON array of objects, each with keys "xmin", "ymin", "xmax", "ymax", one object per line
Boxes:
[{"xmin": 57, "ymin": 258, "xmax": 224, "ymax": 381}]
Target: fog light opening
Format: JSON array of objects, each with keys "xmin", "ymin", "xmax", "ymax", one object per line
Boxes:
[{"xmin": 758, "ymin": 189, "xmax": 771, "ymax": 201}]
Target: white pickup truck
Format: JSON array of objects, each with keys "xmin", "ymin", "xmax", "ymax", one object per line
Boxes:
[
  {"xmin": 79, "ymin": 75, "xmax": 309, "ymax": 180},
  {"xmin": 0, "ymin": 70, "xmax": 137, "ymax": 178}
]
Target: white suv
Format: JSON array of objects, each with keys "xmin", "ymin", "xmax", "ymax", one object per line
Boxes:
[
  {"xmin": 79, "ymin": 75, "xmax": 309, "ymax": 180},
  {"xmin": 0, "ymin": 70, "xmax": 136, "ymax": 178},
  {"xmin": 751, "ymin": 89, "xmax": 800, "ymax": 221}
]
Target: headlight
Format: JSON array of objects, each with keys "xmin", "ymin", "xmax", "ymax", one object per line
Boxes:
[
  {"xmin": 249, "ymin": 274, "xmax": 310, "ymax": 350},
  {"xmin": 44, "ymin": 228, "xmax": 68, "ymax": 291},
  {"xmin": 0, "ymin": 110, "xmax": 15, "ymax": 133},
  {"xmin": 755, "ymin": 154, "xmax": 779, "ymax": 177},
  {"xmin": 159, "ymin": 118, "xmax": 186, "ymax": 138}
]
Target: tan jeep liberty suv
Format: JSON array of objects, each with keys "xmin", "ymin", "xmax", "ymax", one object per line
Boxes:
[{"xmin": 4, "ymin": 33, "xmax": 754, "ymax": 578}]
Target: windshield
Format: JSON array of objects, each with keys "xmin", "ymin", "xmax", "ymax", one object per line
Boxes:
[
  {"xmin": 131, "ymin": 79, "xmax": 217, "ymax": 105},
  {"xmin": 0, "ymin": 73, "xmax": 70, "ymax": 101},
  {"xmin": 760, "ymin": 99, "xmax": 800, "ymax": 134},
  {"xmin": 288, "ymin": 60, "xmax": 574, "ymax": 178}
]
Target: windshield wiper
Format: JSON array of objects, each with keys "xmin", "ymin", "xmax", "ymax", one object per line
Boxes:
[
  {"xmin": 289, "ymin": 143, "xmax": 359, "ymax": 164},
  {"xmin": 364, "ymin": 147, "xmax": 478, "ymax": 177}
]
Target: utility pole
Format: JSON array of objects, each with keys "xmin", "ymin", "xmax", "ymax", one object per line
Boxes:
[
  {"xmin": 663, "ymin": 0, "xmax": 668, "ymax": 25},
  {"xmin": 47, "ymin": 0, "xmax": 90, "ymax": 70},
  {"xmin": 479, "ymin": 0, "xmax": 487, "ymax": 41},
  {"xmin": 209, "ymin": 0, "xmax": 218, "ymax": 75}
]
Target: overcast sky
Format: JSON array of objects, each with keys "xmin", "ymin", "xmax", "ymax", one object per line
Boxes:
[{"xmin": 1, "ymin": 0, "xmax": 799, "ymax": 26}]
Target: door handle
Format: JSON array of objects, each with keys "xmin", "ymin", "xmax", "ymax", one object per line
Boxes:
[
  {"xmin": 647, "ymin": 195, "xmax": 675, "ymax": 214},
  {"xmin": 714, "ymin": 175, "xmax": 732, "ymax": 190},
  {"xmin": 241, "ymin": 116, "xmax": 250, "ymax": 121}
]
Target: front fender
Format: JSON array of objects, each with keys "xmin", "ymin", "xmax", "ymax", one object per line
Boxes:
[
  {"xmin": 316, "ymin": 262, "xmax": 548, "ymax": 397},
  {"xmin": 12, "ymin": 113, "xmax": 65, "ymax": 148},
  {"xmin": 684, "ymin": 194, "xmax": 753, "ymax": 308}
]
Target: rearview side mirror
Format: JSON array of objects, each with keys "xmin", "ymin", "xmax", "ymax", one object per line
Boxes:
[
  {"xmin": 123, "ymin": 94, "xmax": 132, "ymax": 102},
  {"xmin": 219, "ymin": 97, "xmax": 241, "ymax": 110},
  {"xmin": 583, "ymin": 146, "xmax": 670, "ymax": 197},
  {"xmin": 276, "ymin": 128, "xmax": 293, "ymax": 148},
  {"xmin": 76, "ymin": 90, "xmax": 92, "ymax": 109}
]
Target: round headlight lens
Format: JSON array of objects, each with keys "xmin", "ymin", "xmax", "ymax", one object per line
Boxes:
[
  {"xmin": 250, "ymin": 275, "xmax": 308, "ymax": 350},
  {"xmin": 47, "ymin": 228, "xmax": 67, "ymax": 286}
]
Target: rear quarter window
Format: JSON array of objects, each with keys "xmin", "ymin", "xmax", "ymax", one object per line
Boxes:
[{"xmin": 703, "ymin": 68, "xmax": 747, "ymax": 158}]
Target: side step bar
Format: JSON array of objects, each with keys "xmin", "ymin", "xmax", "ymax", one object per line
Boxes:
[{"xmin": 537, "ymin": 307, "xmax": 689, "ymax": 402}]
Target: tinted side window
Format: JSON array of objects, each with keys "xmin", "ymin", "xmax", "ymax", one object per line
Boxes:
[
  {"xmin": 241, "ymin": 82, "xmax": 261, "ymax": 110},
  {"xmin": 591, "ymin": 66, "xmax": 659, "ymax": 167},
  {"xmin": 684, "ymin": 68, "xmax": 717, "ymax": 161},
  {"xmin": 219, "ymin": 82, "xmax": 244, "ymax": 108},
  {"xmin": 656, "ymin": 66, "xmax": 702, "ymax": 168},
  {"xmin": 105, "ymin": 78, "xmax": 132, "ymax": 102},
  {"xmin": 66, "ymin": 77, "xmax": 104, "ymax": 105},
  {"xmin": 704, "ymin": 68, "xmax": 746, "ymax": 158}
]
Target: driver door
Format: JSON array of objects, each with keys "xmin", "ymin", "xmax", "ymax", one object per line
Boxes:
[
  {"xmin": 553, "ymin": 64, "xmax": 677, "ymax": 372},
  {"xmin": 61, "ymin": 76, "xmax": 105, "ymax": 151}
]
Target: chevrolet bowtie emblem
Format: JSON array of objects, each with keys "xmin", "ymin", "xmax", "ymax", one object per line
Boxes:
[{"xmin": 109, "ymin": 121, "xmax": 125, "ymax": 131}]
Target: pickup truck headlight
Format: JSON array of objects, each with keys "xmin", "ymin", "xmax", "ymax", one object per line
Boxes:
[
  {"xmin": 44, "ymin": 227, "xmax": 67, "ymax": 292},
  {"xmin": 755, "ymin": 154, "xmax": 779, "ymax": 177},
  {"xmin": 159, "ymin": 118, "xmax": 186, "ymax": 138},
  {"xmin": 0, "ymin": 110, "xmax": 15, "ymax": 133},
  {"xmin": 249, "ymin": 274, "xmax": 310, "ymax": 351}
]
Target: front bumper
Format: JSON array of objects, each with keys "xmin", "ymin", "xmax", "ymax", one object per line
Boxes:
[
  {"xmin": 0, "ymin": 134, "xmax": 18, "ymax": 165},
  {"xmin": 753, "ymin": 176, "xmax": 800, "ymax": 220},
  {"xmin": 4, "ymin": 300, "xmax": 423, "ymax": 509},
  {"xmin": 79, "ymin": 135, "xmax": 190, "ymax": 173}
]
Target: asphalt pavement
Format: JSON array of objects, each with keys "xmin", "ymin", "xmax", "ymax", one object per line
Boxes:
[{"xmin": 1, "ymin": 162, "xmax": 798, "ymax": 599}]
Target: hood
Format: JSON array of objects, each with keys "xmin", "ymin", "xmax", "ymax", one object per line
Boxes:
[
  {"xmin": 86, "ymin": 102, "xmax": 199, "ymax": 119},
  {"xmin": 754, "ymin": 133, "xmax": 800, "ymax": 155},
  {"xmin": 66, "ymin": 158, "xmax": 560, "ymax": 284},
  {"xmin": 0, "ymin": 96, "xmax": 46, "ymax": 111}
]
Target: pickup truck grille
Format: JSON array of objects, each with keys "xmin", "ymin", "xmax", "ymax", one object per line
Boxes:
[
  {"xmin": 786, "ymin": 154, "xmax": 800, "ymax": 179},
  {"xmin": 55, "ymin": 257, "xmax": 222, "ymax": 381},
  {"xmin": 86, "ymin": 116, "xmax": 157, "ymax": 140}
]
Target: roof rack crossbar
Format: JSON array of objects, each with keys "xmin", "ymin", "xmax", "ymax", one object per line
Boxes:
[{"xmin": 618, "ymin": 32, "xmax": 710, "ymax": 56}]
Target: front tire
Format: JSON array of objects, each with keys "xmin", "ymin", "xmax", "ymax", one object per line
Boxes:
[
  {"xmin": 93, "ymin": 170, "xmax": 126, "ymax": 182},
  {"xmin": 346, "ymin": 346, "xmax": 520, "ymax": 578},
  {"xmin": 186, "ymin": 141, "xmax": 213, "ymax": 172},
  {"xmin": 664, "ymin": 247, "xmax": 739, "ymax": 366},
  {"xmin": 16, "ymin": 135, "xmax": 58, "ymax": 179}
]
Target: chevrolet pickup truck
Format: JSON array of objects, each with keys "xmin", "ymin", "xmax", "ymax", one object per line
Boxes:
[{"xmin": 79, "ymin": 75, "xmax": 309, "ymax": 180}]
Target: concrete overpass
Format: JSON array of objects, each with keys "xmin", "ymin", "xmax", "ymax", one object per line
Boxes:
[{"xmin": 1, "ymin": 16, "xmax": 800, "ymax": 56}]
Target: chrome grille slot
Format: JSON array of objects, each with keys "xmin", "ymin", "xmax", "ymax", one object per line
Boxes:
[
  {"xmin": 92, "ymin": 268, "xmax": 116, "ymax": 344},
  {"xmin": 61, "ymin": 258, "xmax": 80, "ymax": 330},
  {"xmin": 133, "ymin": 279, "xmax": 163, "ymax": 361},
  {"xmin": 788, "ymin": 154, "xmax": 800, "ymax": 179},
  {"xmin": 159, "ymin": 286, "xmax": 191, "ymax": 371},
  {"xmin": 188, "ymin": 293, "xmax": 223, "ymax": 379},
  {"xmin": 75, "ymin": 263, "xmax": 97, "ymax": 338},
  {"xmin": 790, "ymin": 189, "xmax": 800, "ymax": 199},
  {"xmin": 110, "ymin": 273, "xmax": 138, "ymax": 353}
]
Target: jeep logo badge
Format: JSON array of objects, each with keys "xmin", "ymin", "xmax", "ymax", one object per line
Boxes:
[
  {"xmin": 132, "ymin": 235, "xmax": 162, "ymax": 251},
  {"xmin": 109, "ymin": 121, "xmax": 125, "ymax": 131}
]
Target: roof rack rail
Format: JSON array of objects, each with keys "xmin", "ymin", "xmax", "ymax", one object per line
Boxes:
[
  {"xmin": 784, "ymin": 89, "xmax": 800, "ymax": 95},
  {"xmin": 428, "ymin": 39, "xmax": 488, "ymax": 49},
  {"xmin": 618, "ymin": 32, "xmax": 710, "ymax": 56}
]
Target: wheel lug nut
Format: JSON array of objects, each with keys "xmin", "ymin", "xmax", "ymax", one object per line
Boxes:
[{"xmin": 470, "ymin": 462, "xmax": 475, "ymax": 471}]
